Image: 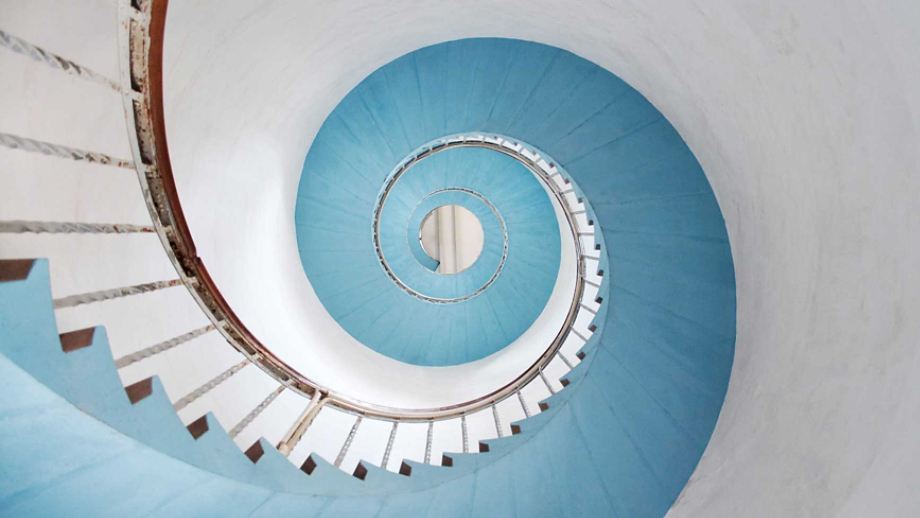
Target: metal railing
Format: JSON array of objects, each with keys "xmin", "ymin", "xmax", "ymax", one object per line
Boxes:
[
  {"xmin": 375, "ymin": 184, "xmax": 510, "ymax": 304},
  {"xmin": 0, "ymin": 0, "xmax": 608, "ymax": 475}
]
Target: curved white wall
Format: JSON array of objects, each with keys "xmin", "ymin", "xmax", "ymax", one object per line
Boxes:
[{"xmin": 159, "ymin": 1, "xmax": 920, "ymax": 515}]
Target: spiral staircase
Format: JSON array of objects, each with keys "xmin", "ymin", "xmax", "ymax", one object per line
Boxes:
[{"xmin": 2, "ymin": 1, "xmax": 920, "ymax": 517}]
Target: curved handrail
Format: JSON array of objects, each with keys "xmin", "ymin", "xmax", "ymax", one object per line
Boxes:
[
  {"xmin": 118, "ymin": 0, "xmax": 599, "ymax": 422},
  {"xmin": 374, "ymin": 183, "xmax": 510, "ymax": 304}
]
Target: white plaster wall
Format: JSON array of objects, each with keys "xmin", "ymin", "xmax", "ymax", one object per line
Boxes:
[{"xmin": 158, "ymin": 0, "xmax": 920, "ymax": 515}]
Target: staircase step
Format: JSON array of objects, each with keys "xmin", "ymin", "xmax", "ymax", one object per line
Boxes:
[
  {"xmin": 351, "ymin": 461, "xmax": 415, "ymax": 493},
  {"xmin": 248, "ymin": 437, "xmax": 313, "ymax": 493},
  {"xmin": 396, "ymin": 459, "xmax": 469, "ymax": 488},
  {"xmin": 298, "ymin": 454, "xmax": 366, "ymax": 496},
  {"xmin": 0, "ymin": 260, "xmax": 75, "ymax": 392},
  {"xmin": 116, "ymin": 375, "xmax": 204, "ymax": 465},
  {"xmin": 188, "ymin": 413, "xmax": 258, "ymax": 483},
  {"xmin": 0, "ymin": 351, "xmax": 213, "ymax": 518}
]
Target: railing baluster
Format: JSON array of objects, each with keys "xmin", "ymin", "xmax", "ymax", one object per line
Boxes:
[
  {"xmin": 0, "ymin": 133, "xmax": 134, "ymax": 169},
  {"xmin": 0, "ymin": 29, "xmax": 121, "ymax": 92},
  {"xmin": 424, "ymin": 421, "xmax": 434, "ymax": 464},
  {"xmin": 334, "ymin": 416, "xmax": 362, "ymax": 468},
  {"xmin": 558, "ymin": 351, "xmax": 576, "ymax": 370},
  {"xmin": 492, "ymin": 405, "xmax": 504, "ymax": 439},
  {"xmin": 461, "ymin": 415, "xmax": 469, "ymax": 453},
  {"xmin": 579, "ymin": 302, "xmax": 598, "ymax": 315},
  {"xmin": 381, "ymin": 421, "xmax": 398, "ymax": 470},
  {"xmin": 517, "ymin": 390, "xmax": 532, "ymax": 418},
  {"xmin": 173, "ymin": 359, "xmax": 249, "ymax": 411},
  {"xmin": 228, "ymin": 385, "xmax": 285, "ymax": 439},
  {"xmin": 539, "ymin": 368, "xmax": 557, "ymax": 395},
  {"xmin": 114, "ymin": 324, "xmax": 216, "ymax": 368},
  {"xmin": 277, "ymin": 391, "xmax": 324, "ymax": 457},
  {"xmin": 53, "ymin": 279, "xmax": 183, "ymax": 309},
  {"xmin": 571, "ymin": 328, "xmax": 591, "ymax": 343},
  {"xmin": 0, "ymin": 220, "xmax": 154, "ymax": 234},
  {"xmin": 582, "ymin": 277, "xmax": 601, "ymax": 289}
]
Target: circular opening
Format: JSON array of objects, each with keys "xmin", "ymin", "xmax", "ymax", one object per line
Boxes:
[{"xmin": 418, "ymin": 205, "xmax": 484, "ymax": 274}]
